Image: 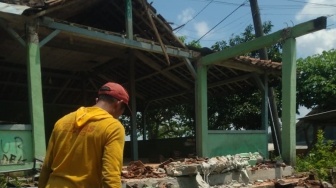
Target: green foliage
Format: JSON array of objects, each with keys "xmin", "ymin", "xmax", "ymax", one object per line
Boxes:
[
  {"xmin": 145, "ymin": 104, "xmax": 195, "ymax": 139},
  {"xmin": 178, "ymin": 36, "xmax": 186, "ymax": 43},
  {"xmin": 120, "ymin": 112, "xmax": 143, "ymax": 138},
  {"xmin": 178, "ymin": 36, "xmax": 202, "ymax": 48},
  {"xmin": 187, "ymin": 40, "xmax": 202, "ymax": 48},
  {"xmin": 296, "ymin": 130, "xmax": 336, "ymax": 181},
  {"xmin": 208, "ymin": 89, "xmax": 262, "ymax": 130},
  {"xmin": 297, "ymin": 49, "xmax": 336, "ymax": 110},
  {"xmin": 120, "ymin": 103, "xmax": 195, "ymax": 139}
]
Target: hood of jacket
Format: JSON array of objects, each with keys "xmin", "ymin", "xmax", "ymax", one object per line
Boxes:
[{"xmin": 75, "ymin": 107, "xmax": 112, "ymax": 127}]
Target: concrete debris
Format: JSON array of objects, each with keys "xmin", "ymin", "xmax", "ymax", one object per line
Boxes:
[
  {"xmin": 196, "ymin": 171, "xmax": 210, "ymax": 188},
  {"xmin": 196, "ymin": 175, "xmax": 252, "ymax": 188},
  {"xmin": 211, "ymin": 180, "xmax": 252, "ymax": 188},
  {"xmin": 122, "ymin": 153, "xmax": 261, "ymax": 187},
  {"xmin": 321, "ymin": 181, "xmax": 334, "ymax": 188},
  {"xmin": 120, "ymin": 154, "xmax": 332, "ymax": 187},
  {"xmin": 204, "ymin": 154, "xmax": 251, "ymax": 174},
  {"xmin": 123, "ymin": 180, "xmax": 175, "ymax": 188},
  {"xmin": 194, "ymin": 154, "xmax": 257, "ymax": 188},
  {"xmin": 206, "ymin": 157, "xmax": 247, "ymax": 184},
  {"xmin": 165, "ymin": 153, "xmax": 256, "ymax": 178}
]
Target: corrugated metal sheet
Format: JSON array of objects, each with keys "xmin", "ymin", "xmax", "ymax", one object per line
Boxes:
[{"xmin": 0, "ymin": 2, "xmax": 29, "ymax": 14}]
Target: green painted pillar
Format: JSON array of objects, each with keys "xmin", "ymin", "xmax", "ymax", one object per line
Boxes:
[
  {"xmin": 125, "ymin": 0, "xmax": 133, "ymax": 40},
  {"xmin": 281, "ymin": 38, "xmax": 296, "ymax": 165},
  {"xmin": 195, "ymin": 62, "xmax": 208, "ymax": 157},
  {"xmin": 26, "ymin": 21, "xmax": 46, "ymax": 160}
]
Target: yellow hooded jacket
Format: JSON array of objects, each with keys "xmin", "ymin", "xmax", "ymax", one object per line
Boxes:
[{"xmin": 38, "ymin": 107, "xmax": 125, "ymax": 188}]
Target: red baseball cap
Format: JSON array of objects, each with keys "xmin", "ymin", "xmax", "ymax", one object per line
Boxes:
[{"xmin": 98, "ymin": 82, "xmax": 131, "ymax": 113}]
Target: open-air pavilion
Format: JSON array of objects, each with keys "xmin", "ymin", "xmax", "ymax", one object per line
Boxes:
[{"xmin": 0, "ymin": 0, "xmax": 327, "ymax": 172}]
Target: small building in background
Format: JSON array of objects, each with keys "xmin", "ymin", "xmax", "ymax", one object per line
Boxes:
[{"xmin": 296, "ymin": 109, "xmax": 336, "ymax": 153}]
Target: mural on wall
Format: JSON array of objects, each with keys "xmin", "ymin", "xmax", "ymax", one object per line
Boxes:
[
  {"xmin": 1, "ymin": 136, "xmax": 27, "ymax": 165},
  {"xmin": 0, "ymin": 125, "xmax": 33, "ymax": 166}
]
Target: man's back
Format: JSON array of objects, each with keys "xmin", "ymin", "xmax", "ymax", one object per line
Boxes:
[{"xmin": 38, "ymin": 106, "xmax": 125, "ymax": 188}]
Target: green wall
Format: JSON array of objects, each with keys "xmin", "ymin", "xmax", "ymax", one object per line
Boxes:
[{"xmin": 208, "ymin": 130, "xmax": 268, "ymax": 158}]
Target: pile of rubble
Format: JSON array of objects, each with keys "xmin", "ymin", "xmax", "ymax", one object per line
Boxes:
[
  {"xmin": 121, "ymin": 153, "xmax": 335, "ymax": 188},
  {"xmin": 253, "ymin": 173, "xmax": 334, "ymax": 188},
  {"xmin": 122, "ymin": 152, "xmax": 263, "ymax": 179},
  {"xmin": 3, "ymin": 153, "xmax": 332, "ymax": 187}
]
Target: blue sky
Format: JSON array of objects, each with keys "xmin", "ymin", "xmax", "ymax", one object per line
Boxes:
[
  {"xmin": 151, "ymin": 0, "xmax": 336, "ymax": 118},
  {"xmin": 152, "ymin": 0, "xmax": 336, "ymax": 60}
]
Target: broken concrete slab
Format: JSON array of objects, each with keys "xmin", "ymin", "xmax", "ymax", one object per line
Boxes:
[{"xmin": 122, "ymin": 166, "xmax": 294, "ymax": 188}]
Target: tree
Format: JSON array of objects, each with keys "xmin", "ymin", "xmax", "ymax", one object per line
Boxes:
[
  {"xmin": 178, "ymin": 36, "xmax": 202, "ymax": 48},
  {"xmin": 297, "ymin": 49, "xmax": 336, "ymax": 110},
  {"xmin": 208, "ymin": 88, "xmax": 263, "ymax": 130},
  {"xmin": 145, "ymin": 104, "xmax": 195, "ymax": 139}
]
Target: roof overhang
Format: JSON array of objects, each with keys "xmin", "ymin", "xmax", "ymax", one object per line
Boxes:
[{"xmin": 299, "ymin": 110, "xmax": 336, "ymax": 124}]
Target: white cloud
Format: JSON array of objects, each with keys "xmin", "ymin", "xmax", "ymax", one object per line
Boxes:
[
  {"xmin": 177, "ymin": 8, "xmax": 195, "ymax": 23},
  {"xmin": 296, "ymin": 29, "xmax": 336, "ymax": 58},
  {"xmin": 176, "ymin": 8, "xmax": 212, "ymax": 42},
  {"xmin": 295, "ymin": 0, "xmax": 336, "ymax": 22},
  {"xmin": 193, "ymin": 21, "xmax": 210, "ymax": 38}
]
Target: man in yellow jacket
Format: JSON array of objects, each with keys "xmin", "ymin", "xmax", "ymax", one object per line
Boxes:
[{"xmin": 38, "ymin": 82, "xmax": 130, "ymax": 188}]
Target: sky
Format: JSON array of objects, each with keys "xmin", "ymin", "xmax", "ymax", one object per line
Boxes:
[
  {"xmin": 151, "ymin": 0, "xmax": 336, "ymax": 118},
  {"xmin": 152, "ymin": 0, "xmax": 336, "ymax": 59}
]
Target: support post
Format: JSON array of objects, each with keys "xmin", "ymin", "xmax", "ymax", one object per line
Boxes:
[
  {"xmin": 253, "ymin": 74, "xmax": 269, "ymax": 158},
  {"xmin": 39, "ymin": 30, "xmax": 60, "ymax": 47},
  {"xmin": 142, "ymin": 103, "xmax": 149, "ymax": 141},
  {"xmin": 26, "ymin": 21, "xmax": 46, "ymax": 160},
  {"xmin": 125, "ymin": 0, "xmax": 133, "ymax": 40},
  {"xmin": 268, "ymin": 87, "xmax": 282, "ymax": 156},
  {"xmin": 195, "ymin": 62, "xmax": 208, "ymax": 157},
  {"xmin": 261, "ymin": 74, "xmax": 269, "ymax": 158},
  {"xmin": 281, "ymin": 38, "xmax": 297, "ymax": 165},
  {"xmin": 261, "ymin": 75, "xmax": 269, "ymax": 130},
  {"xmin": 129, "ymin": 50, "xmax": 138, "ymax": 160}
]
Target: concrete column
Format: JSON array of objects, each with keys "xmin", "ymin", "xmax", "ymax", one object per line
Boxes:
[
  {"xmin": 195, "ymin": 62, "xmax": 208, "ymax": 157},
  {"xmin": 26, "ymin": 21, "xmax": 46, "ymax": 159},
  {"xmin": 281, "ymin": 38, "xmax": 297, "ymax": 165}
]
